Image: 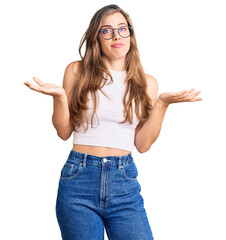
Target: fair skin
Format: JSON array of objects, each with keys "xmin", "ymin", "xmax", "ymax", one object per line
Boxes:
[
  {"xmin": 97, "ymin": 12, "xmax": 130, "ymax": 71},
  {"xmin": 24, "ymin": 12, "xmax": 202, "ymax": 156}
]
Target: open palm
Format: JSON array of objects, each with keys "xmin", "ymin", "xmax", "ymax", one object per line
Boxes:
[
  {"xmin": 24, "ymin": 77, "xmax": 65, "ymax": 98},
  {"xmin": 159, "ymin": 88, "xmax": 202, "ymax": 107}
]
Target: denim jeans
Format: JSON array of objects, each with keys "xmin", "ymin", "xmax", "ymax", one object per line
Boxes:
[{"xmin": 55, "ymin": 150, "xmax": 154, "ymax": 240}]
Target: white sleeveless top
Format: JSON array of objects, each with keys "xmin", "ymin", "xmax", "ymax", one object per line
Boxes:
[{"xmin": 72, "ymin": 69, "xmax": 140, "ymax": 152}]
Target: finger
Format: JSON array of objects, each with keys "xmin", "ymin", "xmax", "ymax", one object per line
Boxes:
[
  {"xmin": 32, "ymin": 77, "xmax": 45, "ymax": 86},
  {"xmin": 24, "ymin": 81, "xmax": 34, "ymax": 87},
  {"xmin": 183, "ymin": 91, "xmax": 201, "ymax": 102},
  {"xmin": 177, "ymin": 90, "xmax": 187, "ymax": 96},
  {"xmin": 24, "ymin": 80, "xmax": 40, "ymax": 88},
  {"xmin": 189, "ymin": 90, "xmax": 201, "ymax": 98},
  {"xmin": 190, "ymin": 91, "xmax": 202, "ymax": 100},
  {"xmin": 182, "ymin": 88, "xmax": 196, "ymax": 98},
  {"xmin": 178, "ymin": 89, "xmax": 197, "ymax": 100},
  {"xmin": 178, "ymin": 88, "xmax": 196, "ymax": 96},
  {"xmin": 188, "ymin": 88, "xmax": 195, "ymax": 93},
  {"xmin": 190, "ymin": 97, "xmax": 203, "ymax": 102},
  {"xmin": 24, "ymin": 81, "xmax": 41, "ymax": 92},
  {"xmin": 28, "ymin": 85, "xmax": 41, "ymax": 91}
]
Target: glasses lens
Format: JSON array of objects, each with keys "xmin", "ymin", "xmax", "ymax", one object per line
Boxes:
[
  {"xmin": 101, "ymin": 28, "xmax": 113, "ymax": 39},
  {"xmin": 118, "ymin": 27, "xmax": 131, "ymax": 38}
]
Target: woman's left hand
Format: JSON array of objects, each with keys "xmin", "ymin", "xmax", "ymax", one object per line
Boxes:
[{"xmin": 158, "ymin": 88, "xmax": 203, "ymax": 107}]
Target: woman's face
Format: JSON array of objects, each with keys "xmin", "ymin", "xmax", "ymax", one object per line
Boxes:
[{"xmin": 98, "ymin": 12, "xmax": 131, "ymax": 61}]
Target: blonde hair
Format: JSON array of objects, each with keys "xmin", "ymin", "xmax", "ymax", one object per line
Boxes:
[{"xmin": 69, "ymin": 4, "xmax": 153, "ymax": 132}]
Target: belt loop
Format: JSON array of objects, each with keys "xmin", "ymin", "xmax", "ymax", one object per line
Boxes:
[
  {"xmin": 82, "ymin": 153, "xmax": 87, "ymax": 168},
  {"xmin": 118, "ymin": 156, "xmax": 124, "ymax": 170}
]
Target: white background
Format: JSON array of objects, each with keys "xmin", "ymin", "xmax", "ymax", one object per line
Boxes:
[{"xmin": 1, "ymin": 0, "xmax": 225, "ymax": 239}]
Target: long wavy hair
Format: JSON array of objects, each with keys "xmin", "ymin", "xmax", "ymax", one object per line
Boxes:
[{"xmin": 69, "ymin": 4, "xmax": 153, "ymax": 132}]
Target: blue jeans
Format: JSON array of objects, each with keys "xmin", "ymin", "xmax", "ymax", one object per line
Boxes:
[{"xmin": 55, "ymin": 150, "xmax": 154, "ymax": 240}]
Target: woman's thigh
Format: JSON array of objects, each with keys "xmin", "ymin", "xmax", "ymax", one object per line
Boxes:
[
  {"xmin": 102, "ymin": 157, "xmax": 154, "ymax": 240},
  {"xmin": 55, "ymin": 154, "xmax": 104, "ymax": 240},
  {"xmin": 56, "ymin": 200, "xmax": 104, "ymax": 240},
  {"xmin": 104, "ymin": 207, "xmax": 154, "ymax": 240}
]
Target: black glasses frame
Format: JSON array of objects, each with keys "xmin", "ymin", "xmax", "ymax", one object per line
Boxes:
[{"xmin": 98, "ymin": 26, "xmax": 133, "ymax": 40}]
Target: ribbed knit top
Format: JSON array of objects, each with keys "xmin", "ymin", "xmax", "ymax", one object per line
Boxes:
[{"xmin": 72, "ymin": 69, "xmax": 140, "ymax": 152}]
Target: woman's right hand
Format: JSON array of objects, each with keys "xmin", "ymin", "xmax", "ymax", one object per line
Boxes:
[{"xmin": 24, "ymin": 77, "xmax": 65, "ymax": 98}]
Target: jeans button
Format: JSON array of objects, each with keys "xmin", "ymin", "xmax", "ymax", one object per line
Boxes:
[{"xmin": 103, "ymin": 158, "xmax": 108, "ymax": 163}]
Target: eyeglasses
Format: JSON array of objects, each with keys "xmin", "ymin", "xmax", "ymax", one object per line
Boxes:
[{"xmin": 98, "ymin": 26, "xmax": 133, "ymax": 40}]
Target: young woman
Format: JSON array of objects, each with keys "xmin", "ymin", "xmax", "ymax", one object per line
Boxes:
[{"xmin": 24, "ymin": 4, "xmax": 202, "ymax": 240}]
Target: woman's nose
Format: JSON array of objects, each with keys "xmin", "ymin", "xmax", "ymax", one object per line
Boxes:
[{"xmin": 113, "ymin": 29, "xmax": 121, "ymax": 40}]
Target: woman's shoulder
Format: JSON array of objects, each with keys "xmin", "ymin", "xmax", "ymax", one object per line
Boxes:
[
  {"xmin": 66, "ymin": 60, "xmax": 82, "ymax": 75},
  {"xmin": 63, "ymin": 60, "xmax": 82, "ymax": 101},
  {"xmin": 144, "ymin": 73, "xmax": 158, "ymax": 85}
]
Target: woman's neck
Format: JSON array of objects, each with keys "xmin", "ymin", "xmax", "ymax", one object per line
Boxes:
[{"xmin": 102, "ymin": 56, "xmax": 126, "ymax": 71}]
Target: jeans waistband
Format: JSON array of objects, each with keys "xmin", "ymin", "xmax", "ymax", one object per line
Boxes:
[{"xmin": 68, "ymin": 150, "xmax": 133, "ymax": 169}]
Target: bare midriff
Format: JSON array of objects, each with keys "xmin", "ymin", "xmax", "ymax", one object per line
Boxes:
[{"xmin": 72, "ymin": 144, "xmax": 131, "ymax": 157}]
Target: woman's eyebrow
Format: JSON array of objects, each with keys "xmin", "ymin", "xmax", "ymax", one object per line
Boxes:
[{"xmin": 100, "ymin": 23, "xmax": 127, "ymax": 28}]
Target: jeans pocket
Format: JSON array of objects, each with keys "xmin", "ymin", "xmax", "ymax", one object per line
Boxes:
[
  {"xmin": 122, "ymin": 160, "xmax": 138, "ymax": 181},
  {"xmin": 60, "ymin": 160, "xmax": 83, "ymax": 181}
]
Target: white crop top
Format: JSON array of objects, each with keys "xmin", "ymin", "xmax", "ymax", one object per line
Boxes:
[{"xmin": 72, "ymin": 69, "xmax": 140, "ymax": 152}]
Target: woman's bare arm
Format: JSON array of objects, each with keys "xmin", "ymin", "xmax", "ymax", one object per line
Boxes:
[
  {"xmin": 52, "ymin": 61, "xmax": 80, "ymax": 140},
  {"xmin": 135, "ymin": 74, "xmax": 202, "ymax": 153}
]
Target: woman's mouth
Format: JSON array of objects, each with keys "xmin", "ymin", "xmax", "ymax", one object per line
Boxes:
[{"xmin": 111, "ymin": 43, "xmax": 124, "ymax": 48}]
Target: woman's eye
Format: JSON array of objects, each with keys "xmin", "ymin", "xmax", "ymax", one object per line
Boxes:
[
  {"xmin": 102, "ymin": 29, "xmax": 112, "ymax": 34},
  {"xmin": 119, "ymin": 27, "xmax": 127, "ymax": 32}
]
